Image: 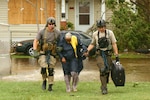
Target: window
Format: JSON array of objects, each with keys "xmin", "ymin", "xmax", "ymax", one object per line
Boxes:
[{"xmin": 79, "ymin": 1, "xmax": 90, "ymax": 25}]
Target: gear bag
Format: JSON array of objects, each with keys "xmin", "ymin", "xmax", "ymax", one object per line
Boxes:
[
  {"xmin": 111, "ymin": 60, "xmax": 125, "ymax": 86},
  {"xmin": 98, "ymin": 30, "xmax": 109, "ymax": 48}
]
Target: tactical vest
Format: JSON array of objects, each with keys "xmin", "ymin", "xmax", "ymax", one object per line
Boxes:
[
  {"xmin": 37, "ymin": 28, "xmax": 57, "ymax": 56},
  {"xmin": 98, "ymin": 30, "xmax": 109, "ymax": 48}
]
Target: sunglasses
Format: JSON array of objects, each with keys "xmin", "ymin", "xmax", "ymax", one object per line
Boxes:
[
  {"xmin": 98, "ymin": 26, "xmax": 104, "ymax": 28},
  {"xmin": 48, "ymin": 23, "xmax": 55, "ymax": 25}
]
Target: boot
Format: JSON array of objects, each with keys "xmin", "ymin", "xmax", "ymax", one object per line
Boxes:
[
  {"xmin": 71, "ymin": 72, "xmax": 78, "ymax": 92},
  {"xmin": 100, "ymin": 75, "xmax": 108, "ymax": 95},
  {"xmin": 101, "ymin": 86, "xmax": 108, "ymax": 95},
  {"xmin": 48, "ymin": 84, "xmax": 53, "ymax": 92},
  {"xmin": 64, "ymin": 75, "xmax": 71, "ymax": 92},
  {"xmin": 42, "ymin": 80, "xmax": 47, "ymax": 90},
  {"xmin": 73, "ymin": 77, "xmax": 79, "ymax": 92},
  {"xmin": 41, "ymin": 73, "xmax": 47, "ymax": 90},
  {"xmin": 47, "ymin": 76, "xmax": 54, "ymax": 92}
]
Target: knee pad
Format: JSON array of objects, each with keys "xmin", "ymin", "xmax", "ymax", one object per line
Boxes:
[
  {"xmin": 41, "ymin": 68, "xmax": 46, "ymax": 74},
  {"xmin": 48, "ymin": 68, "xmax": 54, "ymax": 76},
  {"xmin": 100, "ymin": 67, "xmax": 108, "ymax": 76}
]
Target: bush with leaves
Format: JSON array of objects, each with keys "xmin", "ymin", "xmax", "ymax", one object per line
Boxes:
[{"xmin": 106, "ymin": 0, "xmax": 150, "ymax": 51}]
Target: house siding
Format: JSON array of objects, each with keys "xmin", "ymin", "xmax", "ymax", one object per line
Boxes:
[
  {"xmin": 106, "ymin": 9, "xmax": 113, "ymax": 29},
  {"xmin": 0, "ymin": 0, "xmax": 8, "ymax": 23},
  {"xmin": 94, "ymin": 0, "xmax": 113, "ymax": 30},
  {"xmin": 10, "ymin": 24, "xmax": 45, "ymax": 41},
  {"xmin": 4, "ymin": 0, "xmax": 113, "ymax": 42},
  {"xmin": 94, "ymin": 0, "xmax": 101, "ymax": 21},
  {"xmin": 66, "ymin": 0, "xmax": 113, "ymax": 31},
  {"xmin": 68, "ymin": 0, "xmax": 75, "ymax": 26}
]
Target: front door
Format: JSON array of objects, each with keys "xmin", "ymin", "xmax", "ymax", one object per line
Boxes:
[{"xmin": 75, "ymin": 0, "xmax": 94, "ymax": 32}]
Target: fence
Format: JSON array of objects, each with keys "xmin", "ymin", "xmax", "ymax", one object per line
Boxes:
[{"xmin": 0, "ymin": 23, "xmax": 11, "ymax": 75}]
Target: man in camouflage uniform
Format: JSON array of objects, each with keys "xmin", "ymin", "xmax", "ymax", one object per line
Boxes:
[
  {"xmin": 85, "ymin": 19, "xmax": 120, "ymax": 94},
  {"xmin": 33, "ymin": 17, "xmax": 60, "ymax": 92}
]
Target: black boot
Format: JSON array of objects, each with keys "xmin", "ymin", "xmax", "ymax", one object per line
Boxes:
[
  {"xmin": 42, "ymin": 80, "xmax": 47, "ymax": 90},
  {"xmin": 100, "ymin": 75, "xmax": 108, "ymax": 95},
  {"xmin": 101, "ymin": 87, "xmax": 108, "ymax": 95},
  {"xmin": 48, "ymin": 84, "xmax": 53, "ymax": 92}
]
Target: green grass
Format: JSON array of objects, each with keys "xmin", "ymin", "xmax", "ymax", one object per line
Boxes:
[
  {"xmin": 8, "ymin": 53, "xmax": 150, "ymax": 100},
  {"xmin": 11, "ymin": 54, "xmax": 32, "ymax": 58},
  {"xmin": 11, "ymin": 52, "xmax": 150, "ymax": 59},
  {"xmin": 118, "ymin": 52, "xmax": 150, "ymax": 58},
  {"xmin": 0, "ymin": 81, "xmax": 150, "ymax": 100}
]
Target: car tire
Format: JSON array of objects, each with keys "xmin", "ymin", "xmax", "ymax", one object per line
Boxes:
[{"xmin": 26, "ymin": 46, "xmax": 34, "ymax": 56}]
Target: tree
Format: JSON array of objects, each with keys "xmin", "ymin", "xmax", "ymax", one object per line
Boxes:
[
  {"xmin": 130, "ymin": 0, "xmax": 150, "ymax": 22},
  {"xmin": 106, "ymin": 0, "xmax": 150, "ymax": 51}
]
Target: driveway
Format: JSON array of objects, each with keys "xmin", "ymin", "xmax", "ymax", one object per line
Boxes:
[{"xmin": 1, "ymin": 57, "xmax": 150, "ymax": 82}]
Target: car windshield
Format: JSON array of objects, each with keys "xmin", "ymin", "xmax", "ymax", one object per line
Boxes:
[
  {"xmin": 79, "ymin": 34, "xmax": 91, "ymax": 39},
  {"xmin": 70, "ymin": 32, "xmax": 91, "ymax": 40}
]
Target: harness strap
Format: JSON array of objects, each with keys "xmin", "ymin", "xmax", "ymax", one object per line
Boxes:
[
  {"xmin": 43, "ymin": 28, "xmax": 57, "ymax": 44},
  {"xmin": 101, "ymin": 51, "xmax": 108, "ymax": 69},
  {"xmin": 97, "ymin": 30, "xmax": 107, "ymax": 39}
]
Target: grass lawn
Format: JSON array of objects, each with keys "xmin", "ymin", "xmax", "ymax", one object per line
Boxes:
[
  {"xmin": 7, "ymin": 52, "xmax": 150, "ymax": 100},
  {"xmin": 11, "ymin": 52, "xmax": 150, "ymax": 59},
  {"xmin": 118, "ymin": 52, "xmax": 150, "ymax": 58},
  {"xmin": 0, "ymin": 81, "xmax": 150, "ymax": 100}
]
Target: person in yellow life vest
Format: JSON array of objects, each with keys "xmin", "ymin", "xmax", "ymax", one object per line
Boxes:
[{"xmin": 57, "ymin": 32, "xmax": 87, "ymax": 92}]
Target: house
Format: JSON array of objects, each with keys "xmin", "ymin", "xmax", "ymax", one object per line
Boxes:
[
  {"xmin": 0, "ymin": 0, "xmax": 113, "ymax": 42},
  {"xmin": 56, "ymin": 0, "xmax": 113, "ymax": 32}
]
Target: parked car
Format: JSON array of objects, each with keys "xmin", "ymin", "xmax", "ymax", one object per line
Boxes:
[
  {"xmin": 15, "ymin": 39, "xmax": 34, "ymax": 56},
  {"xmin": 15, "ymin": 30, "xmax": 96, "ymax": 56},
  {"xmin": 135, "ymin": 48, "xmax": 150, "ymax": 54}
]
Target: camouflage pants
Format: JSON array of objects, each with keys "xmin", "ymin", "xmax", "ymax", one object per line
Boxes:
[
  {"xmin": 38, "ymin": 55, "xmax": 56, "ymax": 84},
  {"xmin": 96, "ymin": 54, "xmax": 113, "ymax": 90}
]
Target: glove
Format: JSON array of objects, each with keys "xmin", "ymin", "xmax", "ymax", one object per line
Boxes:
[
  {"xmin": 33, "ymin": 50, "xmax": 39, "ymax": 58},
  {"xmin": 115, "ymin": 55, "xmax": 120, "ymax": 65},
  {"xmin": 56, "ymin": 47, "xmax": 63, "ymax": 52},
  {"xmin": 82, "ymin": 49, "xmax": 89, "ymax": 57}
]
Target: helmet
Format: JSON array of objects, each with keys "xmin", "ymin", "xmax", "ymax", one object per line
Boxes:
[
  {"xmin": 45, "ymin": 17, "xmax": 56, "ymax": 27},
  {"xmin": 47, "ymin": 17, "xmax": 55, "ymax": 24},
  {"xmin": 96, "ymin": 19, "xmax": 106, "ymax": 27}
]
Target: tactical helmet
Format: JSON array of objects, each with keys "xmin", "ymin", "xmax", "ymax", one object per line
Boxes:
[
  {"xmin": 45, "ymin": 17, "xmax": 56, "ymax": 27},
  {"xmin": 96, "ymin": 19, "xmax": 106, "ymax": 27}
]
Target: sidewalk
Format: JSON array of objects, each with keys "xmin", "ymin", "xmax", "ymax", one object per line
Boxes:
[{"xmin": 1, "ymin": 67, "xmax": 99, "ymax": 82}]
